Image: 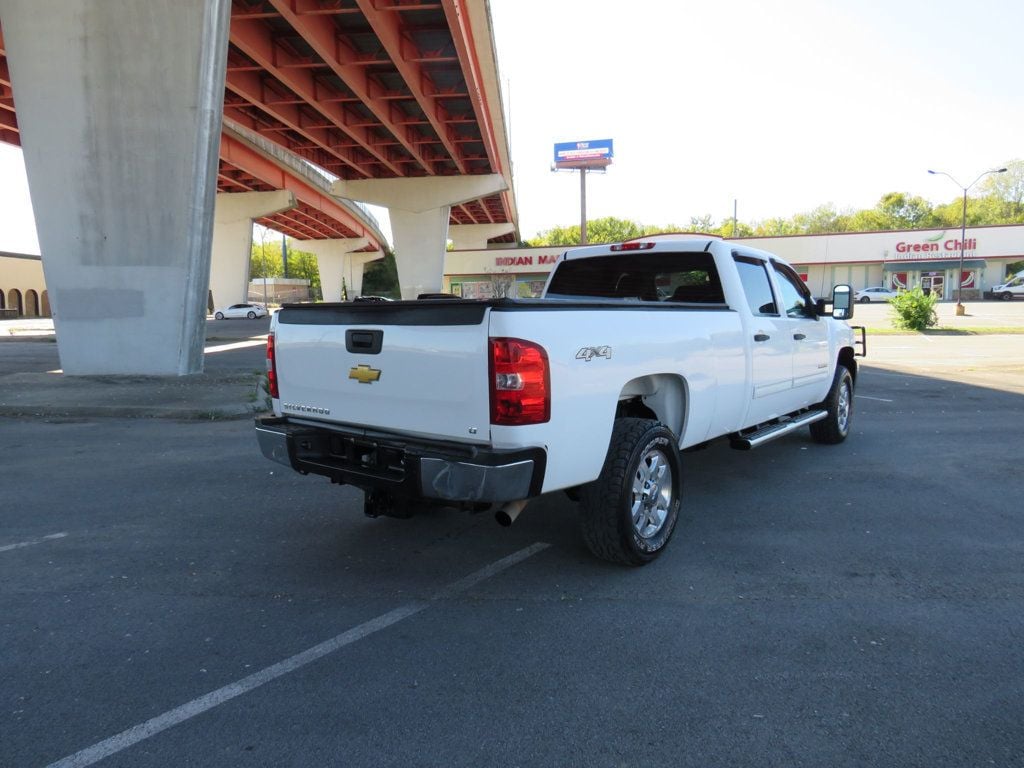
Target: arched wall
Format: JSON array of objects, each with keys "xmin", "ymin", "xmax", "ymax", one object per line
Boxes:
[{"xmin": 0, "ymin": 254, "xmax": 49, "ymax": 317}]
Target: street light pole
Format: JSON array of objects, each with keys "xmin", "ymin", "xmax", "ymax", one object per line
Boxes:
[{"xmin": 927, "ymin": 167, "xmax": 1008, "ymax": 315}]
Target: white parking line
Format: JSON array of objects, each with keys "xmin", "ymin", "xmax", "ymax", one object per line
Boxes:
[
  {"xmin": 855, "ymin": 395, "xmax": 894, "ymax": 403},
  {"xmin": 45, "ymin": 541, "xmax": 550, "ymax": 768},
  {"xmin": 0, "ymin": 532, "xmax": 67, "ymax": 553}
]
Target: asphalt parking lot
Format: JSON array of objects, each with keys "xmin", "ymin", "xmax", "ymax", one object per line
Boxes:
[{"xmin": 2, "ymin": 326, "xmax": 1023, "ymax": 766}]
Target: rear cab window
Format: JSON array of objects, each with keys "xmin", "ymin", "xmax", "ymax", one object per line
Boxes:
[{"xmin": 545, "ymin": 252, "xmax": 725, "ymax": 304}]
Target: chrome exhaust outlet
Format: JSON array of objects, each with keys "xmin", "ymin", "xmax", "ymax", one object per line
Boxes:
[{"xmin": 495, "ymin": 499, "xmax": 529, "ymax": 527}]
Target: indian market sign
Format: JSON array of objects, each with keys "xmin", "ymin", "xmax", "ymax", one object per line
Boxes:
[
  {"xmin": 491, "ymin": 253, "xmax": 561, "ymax": 272},
  {"xmin": 893, "ymin": 231, "xmax": 978, "ymax": 259}
]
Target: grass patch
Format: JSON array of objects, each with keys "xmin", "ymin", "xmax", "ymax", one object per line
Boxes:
[{"xmin": 861, "ymin": 326, "xmax": 1024, "ymax": 335}]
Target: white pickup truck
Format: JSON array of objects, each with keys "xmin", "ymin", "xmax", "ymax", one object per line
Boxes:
[{"xmin": 257, "ymin": 235, "xmax": 862, "ymax": 565}]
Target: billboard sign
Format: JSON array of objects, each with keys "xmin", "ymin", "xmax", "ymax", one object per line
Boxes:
[{"xmin": 553, "ymin": 139, "xmax": 613, "ymax": 169}]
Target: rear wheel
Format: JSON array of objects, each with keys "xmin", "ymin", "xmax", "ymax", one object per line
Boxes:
[
  {"xmin": 1001, "ymin": 292, "xmax": 1013, "ymax": 301},
  {"xmin": 580, "ymin": 418, "xmax": 682, "ymax": 566},
  {"xmin": 859, "ymin": 296, "xmax": 871, "ymax": 303},
  {"xmin": 810, "ymin": 365, "xmax": 853, "ymax": 444},
  {"xmin": 247, "ymin": 311, "xmax": 256, "ymax": 318},
  {"xmin": 214, "ymin": 312, "xmax": 224, "ymax": 320}
]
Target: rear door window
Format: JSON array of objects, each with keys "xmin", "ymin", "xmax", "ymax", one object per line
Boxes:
[{"xmin": 733, "ymin": 255, "xmax": 778, "ymax": 316}]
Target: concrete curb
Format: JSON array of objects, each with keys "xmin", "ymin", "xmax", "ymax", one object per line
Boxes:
[{"xmin": 0, "ymin": 372, "xmax": 270, "ymax": 421}]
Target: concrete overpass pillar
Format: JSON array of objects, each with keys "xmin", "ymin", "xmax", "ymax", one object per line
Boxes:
[
  {"xmin": 210, "ymin": 191, "xmax": 295, "ymax": 309},
  {"xmin": 449, "ymin": 223, "xmax": 516, "ymax": 251},
  {"xmin": 303, "ymin": 238, "xmax": 382, "ymax": 302},
  {"xmin": 333, "ymin": 176, "xmax": 507, "ymax": 299},
  {"xmin": 0, "ymin": 0, "xmax": 231, "ymax": 374}
]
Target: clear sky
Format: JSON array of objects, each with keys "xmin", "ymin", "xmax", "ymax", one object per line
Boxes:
[
  {"xmin": 1, "ymin": 0, "xmax": 1021, "ymax": 253},
  {"xmin": 491, "ymin": 0, "xmax": 1024, "ymax": 238}
]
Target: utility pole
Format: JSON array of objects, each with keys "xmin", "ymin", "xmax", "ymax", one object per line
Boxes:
[
  {"xmin": 580, "ymin": 168, "xmax": 588, "ymax": 245},
  {"xmin": 281, "ymin": 232, "xmax": 289, "ymax": 279},
  {"xmin": 928, "ymin": 166, "xmax": 1007, "ymax": 314}
]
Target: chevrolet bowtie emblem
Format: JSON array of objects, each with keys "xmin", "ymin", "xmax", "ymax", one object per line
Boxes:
[{"xmin": 349, "ymin": 364, "xmax": 382, "ymax": 384}]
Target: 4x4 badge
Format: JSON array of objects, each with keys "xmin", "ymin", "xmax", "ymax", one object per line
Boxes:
[
  {"xmin": 349, "ymin": 364, "xmax": 382, "ymax": 384},
  {"xmin": 576, "ymin": 346, "xmax": 612, "ymax": 362}
]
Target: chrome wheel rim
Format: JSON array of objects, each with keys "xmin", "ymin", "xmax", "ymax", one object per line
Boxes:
[
  {"xmin": 837, "ymin": 377, "xmax": 851, "ymax": 434},
  {"xmin": 631, "ymin": 448, "xmax": 673, "ymax": 539}
]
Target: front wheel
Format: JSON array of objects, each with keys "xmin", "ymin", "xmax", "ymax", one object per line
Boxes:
[
  {"xmin": 214, "ymin": 312, "xmax": 224, "ymax": 320},
  {"xmin": 579, "ymin": 418, "xmax": 682, "ymax": 566},
  {"xmin": 859, "ymin": 296, "xmax": 870, "ymax": 303},
  {"xmin": 247, "ymin": 311, "xmax": 256, "ymax": 318},
  {"xmin": 1000, "ymin": 292, "xmax": 1013, "ymax": 301},
  {"xmin": 810, "ymin": 364, "xmax": 853, "ymax": 444}
]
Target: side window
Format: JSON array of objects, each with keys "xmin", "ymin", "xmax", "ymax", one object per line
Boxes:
[
  {"xmin": 733, "ymin": 256, "xmax": 778, "ymax": 316},
  {"xmin": 771, "ymin": 262, "xmax": 813, "ymax": 318}
]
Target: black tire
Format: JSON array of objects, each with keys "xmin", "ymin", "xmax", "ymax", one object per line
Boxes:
[
  {"xmin": 859, "ymin": 296, "xmax": 870, "ymax": 303},
  {"xmin": 579, "ymin": 418, "xmax": 682, "ymax": 566},
  {"xmin": 1000, "ymin": 292, "xmax": 1013, "ymax": 301},
  {"xmin": 810, "ymin": 364, "xmax": 853, "ymax": 444},
  {"xmin": 247, "ymin": 311, "xmax": 256, "ymax": 318},
  {"xmin": 214, "ymin": 312, "xmax": 224, "ymax": 320}
]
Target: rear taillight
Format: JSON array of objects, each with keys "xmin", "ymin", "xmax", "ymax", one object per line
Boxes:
[
  {"xmin": 489, "ymin": 338, "xmax": 550, "ymax": 425},
  {"xmin": 266, "ymin": 333, "xmax": 279, "ymax": 399}
]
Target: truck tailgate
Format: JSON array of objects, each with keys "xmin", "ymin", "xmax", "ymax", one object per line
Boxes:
[{"xmin": 273, "ymin": 302, "xmax": 492, "ymax": 443}]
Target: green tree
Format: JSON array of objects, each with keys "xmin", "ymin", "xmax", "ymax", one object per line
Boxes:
[
  {"xmin": 874, "ymin": 192, "xmax": 936, "ymax": 230},
  {"xmin": 979, "ymin": 159, "xmax": 1024, "ymax": 222},
  {"xmin": 527, "ymin": 224, "xmax": 580, "ymax": 246},
  {"xmin": 792, "ymin": 204, "xmax": 849, "ymax": 234},
  {"xmin": 249, "ymin": 236, "xmax": 322, "ymax": 297},
  {"xmin": 1003, "ymin": 260, "xmax": 1024, "ymax": 279},
  {"xmin": 528, "ymin": 216, "xmax": 657, "ymax": 246},
  {"xmin": 751, "ymin": 217, "xmax": 799, "ymax": 236},
  {"xmin": 250, "ymin": 238, "xmax": 283, "ymax": 279},
  {"xmin": 719, "ymin": 219, "xmax": 753, "ymax": 238},
  {"xmin": 361, "ymin": 249, "xmax": 400, "ymax": 298},
  {"xmin": 286, "ymin": 250, "xmax": 322, "ymax": 296}
]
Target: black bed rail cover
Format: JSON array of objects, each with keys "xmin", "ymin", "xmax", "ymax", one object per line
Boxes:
[{"xmin": 277, "ymin": 297, "xmax": 732, "ymax": 326}]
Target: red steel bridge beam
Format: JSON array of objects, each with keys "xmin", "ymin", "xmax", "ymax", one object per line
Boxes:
[
  {"xmin": 354, "ymin": 0, "xmax": 467, "ymax": 174},
  {"xmin": 229, "ymin": 15, "xmax": 407, "ymax": 176},
  {"xmin": 262, "ymin": 0, "xmax": 439, "ymax": 175},
  {"xmin": 219, "ymin": 129, "xmax": 381, "ymax": 248}
]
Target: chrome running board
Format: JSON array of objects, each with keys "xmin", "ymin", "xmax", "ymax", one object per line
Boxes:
[{"xmin": 730, "ymin": 409, "xmax": 828, "ymax": 450}]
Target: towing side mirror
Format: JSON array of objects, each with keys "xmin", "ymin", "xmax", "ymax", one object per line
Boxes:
[{"xmin": 832, "ymin": 284, "xmax": 854, "ymax": 320}]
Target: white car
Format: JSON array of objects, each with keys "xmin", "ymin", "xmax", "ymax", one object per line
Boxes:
[
  {"xmin": 855, "ymin": 286, "xmax": 898, "ymax": 303},
  {"xmin": 214, "ymin": 303, "xmax": 268, "ymax": 320}
]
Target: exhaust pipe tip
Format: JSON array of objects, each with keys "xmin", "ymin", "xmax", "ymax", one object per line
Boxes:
[{"xmin": 495, "ymin": 499, "xmax": 528, "ymax": 527}]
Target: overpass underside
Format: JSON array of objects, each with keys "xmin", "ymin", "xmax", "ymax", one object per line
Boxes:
[{"xmin": 0, "ymin": 0, "xmax": 516, "ymax": 374}]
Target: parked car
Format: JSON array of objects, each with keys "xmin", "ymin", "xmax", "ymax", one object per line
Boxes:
[
  {"xmin": 213, "ymin": 303, "xmax": 268, "ymax": 320},
  {"xmin": 991, "ymin": 273, "xmax": 1024, "ymax": 301},
  {"xmin": 854, "ymin": 286, "xmax": 899, "ymax": 303}
]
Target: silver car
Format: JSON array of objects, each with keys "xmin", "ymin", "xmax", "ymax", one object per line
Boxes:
[
  {"xmin": 213, "ymin": 303, "xmax": 268, "ymax": 320},
  {"xmin": 854, "ymin": 286, "xmax": 899, "ymax": 303}
]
